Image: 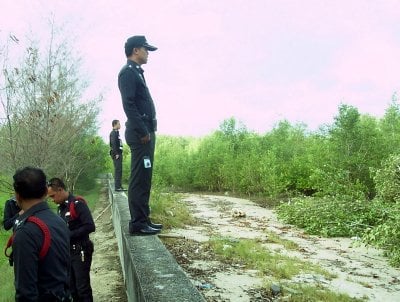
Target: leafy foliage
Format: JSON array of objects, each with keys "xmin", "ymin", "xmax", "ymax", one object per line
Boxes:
[
  {"xmin": 153, "ymin": 108, "xmax": 386, "ymax": 200},
  {"xmin": 362, "ymin": 202, "xmax": 400, "ymax": 266},
  {"xmin": 277, "ymin": 197, "xmax": 386, "ymax": 237},
  {"xmin": 373, "ymin": 154, "xmax": 400, "ymax": 203},
  {"xmin": 362, "ymin": 155, "xmax": 400, "ymax": 266}
]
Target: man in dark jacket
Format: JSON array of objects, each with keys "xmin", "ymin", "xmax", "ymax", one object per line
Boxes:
[
  {"xmin": 109, "ymin": 119, "xmax": 125, "ymax": 191},
  {"xmin": 118, "ymin": 35, "xmax": 162, "ymax": 236},
  {"xmin": 47, "ymin": 178, "xmax": 95, "ymax": 302},
  {"xmin": 3, "ymin": 196, "xmax": 23, "ymax": 230},
  {"xmin": 11, "ymin": 167, "xmax": 70, "ymax": 301}
]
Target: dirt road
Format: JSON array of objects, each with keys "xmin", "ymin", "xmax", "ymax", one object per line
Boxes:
[
  {"xmin": 162, "ymin": 194, "xmax": 400, "ymax": 302},
  {"xmin": 90, "ymin": 184, "xmax": 127, "ymax": 302},
  {"xmin": 89, "ymin": 189, "xmax": 400, "ymax": 301}
]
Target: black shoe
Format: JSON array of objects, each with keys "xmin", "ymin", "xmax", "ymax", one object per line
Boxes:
[
  {"xmin": 115, "ymin": 187, "xmax": 127, "ymax": 192},
  {"xmin": 148, "ymin": 222, "xmax": 163, "ymax": 229},
  {"xmin": 129, "ymin": 225, "xmax": 160, "ymax": 236}
]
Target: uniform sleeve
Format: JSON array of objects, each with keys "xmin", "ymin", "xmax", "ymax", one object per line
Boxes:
[
  {"xmin": 70, "ymin": 201, "xmax": 95, "ymax": 240},
  {"xmin": 109, "ymin": 131, "xmax": 119, "ymax": 157},
  {"xmin": 13, "ymin": 226, "xmax": 40, "ymax": 301},
  {"xmin": 118, "ymin": 70, "xmax": 149, "ymax": 137},
  {"xmin": 3, "ymin": 200, "xmax": 18, "ymax": 230}
]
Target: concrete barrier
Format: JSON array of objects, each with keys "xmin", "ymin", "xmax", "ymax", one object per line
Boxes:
[{"xmin": 107, "ymin": 178, "xmax": 205, "ymax": 302}]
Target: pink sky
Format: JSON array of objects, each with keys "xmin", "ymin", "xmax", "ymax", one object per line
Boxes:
[{"xmin": 1, "ymin": 0, "xmax": 400, "ymax": 139}]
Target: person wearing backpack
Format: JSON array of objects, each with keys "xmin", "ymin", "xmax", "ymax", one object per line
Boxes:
[
  {"xmin": 8, "ymin": 167, "xmax": 70, "ymax": 301},
  {"xmin": 47, "ymin": 178, "xmax": 95, "ymax": 302}
]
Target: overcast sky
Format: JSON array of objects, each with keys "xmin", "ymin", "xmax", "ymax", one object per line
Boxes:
[{"xmin": 1, "ymin": 1, "xmax": 400, "ymax": 139}]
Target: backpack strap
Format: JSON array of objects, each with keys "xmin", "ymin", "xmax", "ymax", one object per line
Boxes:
[
  {"xmin": 68, "ymin": 196, "xmax": 86, "ymax": 220},
  {"xmin": 27, "ymin": 216, "xmax": 51, "ymax": 259},
  {"xmin": 4, "ymin": 216, "xmax": 51, "ymax": 261}
]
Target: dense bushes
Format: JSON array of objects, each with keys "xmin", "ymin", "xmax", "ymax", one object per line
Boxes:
[
  {"xmin": 277, "ymin": 197, "xmax": 387, "ymax": 237},
  {"xmin": 154, "ymin": 104, "xmax": 393, "ymax": 199},
  {"xmin": 153, "ymin": 102, "xmax": 400, "ymax": 265},
  {"xmin": 362, "ymin": 155, "xmax": 400, "ymax": 265}
]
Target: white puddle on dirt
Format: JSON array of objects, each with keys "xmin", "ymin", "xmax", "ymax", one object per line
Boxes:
[{"xmin": 167, "ymin": 194, "xmax": 400, "ymax": 302}]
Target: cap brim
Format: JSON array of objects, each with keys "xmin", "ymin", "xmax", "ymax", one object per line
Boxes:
[{"xmin": 143, "ymin": 43, "xmax": 157, "ymax": 51}]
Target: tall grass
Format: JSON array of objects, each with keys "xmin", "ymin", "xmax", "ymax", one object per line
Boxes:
[
  {"xmin": 1, "ymin": 191, "xmax": 14, "ymax": 301},
  {"xmin": 149, "ymin": 190, "xmax": 196, "ymax": 229}
]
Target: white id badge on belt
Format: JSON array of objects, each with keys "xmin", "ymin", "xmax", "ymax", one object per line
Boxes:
[{"xmin": 143, "ymin": 156, "xmax": 152, "ymax": 168}]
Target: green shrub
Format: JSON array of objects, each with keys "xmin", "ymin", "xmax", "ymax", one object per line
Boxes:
[
  {"xmin": 373, "ymin": 154, "xmax": 400, "ymax": 203},
  {"xmin": 362, "ymin": 201, "xmax": 400, "ymax": 266},
  {"xmin": 277, "ymin": 197, "xmax": 386, "ymax": 237}
]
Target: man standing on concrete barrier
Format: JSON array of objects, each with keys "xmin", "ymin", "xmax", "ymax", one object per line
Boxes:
[
  {"xmin": 118, "ymin": 35, "xmax": 162, "ymax": 235},
  {"xmin": 109, "ymin": 119, "xmax": 126, "ymax": 191},
  {"xmin": 47, "ymin": 178, "xmax": 95, "ymax": 301}
]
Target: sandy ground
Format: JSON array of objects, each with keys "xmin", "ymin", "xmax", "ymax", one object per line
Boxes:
[
  {"xmin": 88, "ymin": 188, "xmax": 400, "ymax": 301},
  {"xmin": 90, "ymin": 184, "xmax": 127, "ymax": 302},
  {"xmin": 162, "ymin": 194, "xmax": 400, "ymax": 302}
]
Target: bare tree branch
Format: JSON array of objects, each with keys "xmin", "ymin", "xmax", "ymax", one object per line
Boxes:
[{"xmin": 0, "ymin": 22, "xmax": 107, "ymax": 190}]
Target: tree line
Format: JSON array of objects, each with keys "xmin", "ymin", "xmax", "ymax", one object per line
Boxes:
[
  {"xmin": 154, "ymin": 101, "xmax": 400, "ymax": 200},
  {"xmin": 0, "ymin": 24, "xmax": 108, "ymax": 192}
]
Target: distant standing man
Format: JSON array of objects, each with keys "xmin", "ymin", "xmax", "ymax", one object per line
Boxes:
[
  {"xmin": 3, "ymin": 196, "xmax": 23, "ymax": 230},
  {"xmin": 109, "ymin": 119, "xmax": 125, "ymax": 191},
  {"xmin": 118, "ymin": 35, "xmax": 162, "ymax": 235},
  {"xmin": 9, "ymin": 167, "xmax": 70, "ymax": 301},
  {"xmin": 47, "ymin": 178, "xmax": 95, "ymax": 302}
]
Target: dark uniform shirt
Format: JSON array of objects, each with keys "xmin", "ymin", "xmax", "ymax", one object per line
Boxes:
[
  {"xmin": 58, "ymin": 194, "xmax": 95, "ymax": 245},
  {"xmin": 3, "ymin": 197, "xmax": 21, "ymax": 230},
  {"xmin": 12, "ymin": 202, "xmax": 70, "ymax": 301},
  {"xmin": 118, "ymin": 59, "xmax": 157, "ymax": 139},
  {"xmin": 109, "ymin": 129, "xmax": 123, "ymax": 157}
]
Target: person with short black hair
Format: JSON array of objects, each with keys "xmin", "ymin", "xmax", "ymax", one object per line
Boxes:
[
  {"xmin": 47, "ymin": 177, "xmax": 95, "ymax": 302},
  {"xmin": 118, "ymin": 35, "xmax": 162, "ymax": 235},
  {"xmin": 10, "ymin": 166, "xmax": 70, "ymax": 301},
  {"xmin": 109, "ymin": 119, "xmax": 125, "ymax": 191}
]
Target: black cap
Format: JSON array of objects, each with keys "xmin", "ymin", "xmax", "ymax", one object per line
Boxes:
[{"xmin": 124, "ymin": 35, "xmax": 157, "ymax": 56}]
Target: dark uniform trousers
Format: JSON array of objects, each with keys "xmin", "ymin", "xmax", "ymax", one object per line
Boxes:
[
  {"xmin": 113, "ymin": 153, "xmax": 123, "ymax": 189},
  {"xmin": 127, "ymin": 132, "xmax": 156, "ymax": 230},
  {"xmin": 70, "ymin": 240, "xmax": 94, "ymax": 302}
]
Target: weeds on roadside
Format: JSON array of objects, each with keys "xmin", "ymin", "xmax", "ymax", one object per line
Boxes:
[
  {"xmin": 264, "ymin": 231, "xmax": 299, "ymax": 250},
  {"xmin": 208, "ymin": 236, "xmax": 367, "ymax": 301},
  {"xmin": 263, "ymin": 281, "xmax": 367, "ymax": 302},
  {"xmin": 150, "ymin": 192, "xmax": 196, "ymax": 229},
  {"xmin": 208, "ymin": 237, "xmax": 334, "ymax": 280}
]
